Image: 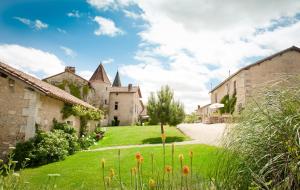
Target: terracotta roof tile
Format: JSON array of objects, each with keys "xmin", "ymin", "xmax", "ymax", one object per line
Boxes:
[
  {"xmin": 0, "ymin": 62, "xmax": 95, "ymax": 109},
  {"xmin": 89, "ymin": 63, "xmax": 111, "ymax": 84}
]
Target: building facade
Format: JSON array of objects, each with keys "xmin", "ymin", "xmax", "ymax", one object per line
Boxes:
[
  {"xmin": 44, "ymin": 64, "xmax": 144, "ymax": 126},
  {"xmin": 197, "ymin": 46, "xmax": 300, "ymax": 121},
  {"xmin": 0, "ymin": 62, "xmax": 97, "ymax": 157}
]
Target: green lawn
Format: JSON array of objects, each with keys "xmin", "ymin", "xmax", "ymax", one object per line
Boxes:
[
  {"xmin": 21, "ymin": 144, "xmax": 220, "ymax": 189},
  {"xmin": 90, "ymin": 125, "xmax": 190, "ymax": 149}
]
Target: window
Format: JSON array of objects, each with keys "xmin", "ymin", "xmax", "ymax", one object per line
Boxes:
[
  {"xmin": 106, "ymin": 87, "xmax": 108, "ymax": 91},
  {"xmin": 226, "ymin": 83, "xmax": 229, "ymax": 95},
  {"xmin": 8, "ymin": 79, "xmax": 15, "ymax": 87},
  {"xmin": 0, "ymin": 72, "xmax": 7, "ymax": 78},
  {"xmin": 115, "ymin": 102, "xmax": 119, "ymax": 110},
  {"xmin": 214, "ymin": 93, "xmax": 218, "ymax": 102},
  {"xmin": 66, "ymin": 121, "xmax": 73, "ymax": 126},
  {"xmin": 116, "ymin": 92, "xmax": 119, "ymax": 96},
  {"xmin": 233, "ymin": 81, "xmax": 237, "ymax": 94},
  {"xmin": 105, "ymin": 99, "xmax": 107, "ymax": 105}
]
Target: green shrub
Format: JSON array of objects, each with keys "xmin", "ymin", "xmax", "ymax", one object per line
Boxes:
[
  {"xmin": 219, "ymin": 81, "xmax": 300, "ymax": 189},
  {"xmin": 14, "ymin": 129, "xmax": 79, "ymax": 167},
  {"xmin": 31, "ymin": 130, "xmax": 69, "ymax": 165},
  {"xmin": 52, "ymin": 120, "xmax": 79, "ymax": 154},
  {"xmin": 78, "ymin": 134, "xmax": 96, "ymax": 150},
  {"xmin": 52, "ymin": 119, "xmax": 76, "ymax": 134}
]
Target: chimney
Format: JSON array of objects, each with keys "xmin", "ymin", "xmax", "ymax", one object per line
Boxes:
[
  {"xmin": 128, "ymin": 83, "xmax": 133, "ymax": 91},
  {"xmin": 198, "ymin": 105, "xmax": 200, "ymax": 109},
  {"xmin": 65, "ymin": 66, "xmax": 76, "ymax": 74}
]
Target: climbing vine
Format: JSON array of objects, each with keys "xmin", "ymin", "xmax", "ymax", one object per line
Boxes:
[
  {"xmin": 220, "ymin": 92, "xmax": 237, "ymax": 114},
  {"xmin": 61, "ymin": 104, "xmax": 103, "ymax": 120},
  {"xmin": 54, "ymin": 80, "xmax": 91, "ymax": 100},
  {"xmin": 68, "ymin": 83, "xmax": 81, "ymax": 99},
  {"xmin": 61, "ymin": 104, "xmax": 104, "ymax": 136}
]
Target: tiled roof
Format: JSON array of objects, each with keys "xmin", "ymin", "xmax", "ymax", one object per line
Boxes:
[
  {"xmin": 0, "ymin": 62, "xmax": 95, "ymax": 109},
  {"xmin": 112, "ymin": 71, "xmax": 122, "ymax": 87},
  {"xmin": 89, "ymin": 63, "xmax": 111, "ymax": 84},
  {"xmin": 210, "ymin": 46, "xmax": 300, "ymax": 93},
  {"xmin": 109, "ymin": 86, "xmax": 142, "ymax": 98}
]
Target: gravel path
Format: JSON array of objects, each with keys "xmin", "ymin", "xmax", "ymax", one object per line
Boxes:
[
  {"xmin": 177, "ymin": 123, "xmax": 226, "ymax": 146},
  {"xmin": 87, "ymin": 123, "xmax": 226, "ymax": 152}
]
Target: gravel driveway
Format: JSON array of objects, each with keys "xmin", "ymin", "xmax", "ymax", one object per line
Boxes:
[{"xmin": 177, "ymin": 123, "xmax": 226, "ymax": 146}]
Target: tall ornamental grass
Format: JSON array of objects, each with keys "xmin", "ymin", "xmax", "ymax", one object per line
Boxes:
[{"xmin": 218, "ymin": 78, "xmax": 300, "ymax": 189}]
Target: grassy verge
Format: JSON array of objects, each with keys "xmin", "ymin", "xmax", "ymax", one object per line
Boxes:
[
  {"xmin": 91, "ymin": 125, "xmax": 190, "ymax": 149},
  {"xmin": 21, "ymin": 144, "xmax": 219, "ymax": 189}
]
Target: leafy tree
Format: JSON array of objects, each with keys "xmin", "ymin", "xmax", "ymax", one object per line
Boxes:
[
  {"xmin": 169, "ymin": 101, "xmax": 185, "ymax": 126},
  {"xmin": 147, "ymin": 92, "xmax": 159, "ymax": 125},
  {"xmin": 147, "ymin": 85, "xmax": 185, "ymax": 134},
  {"xmin": 184, "ymin": 112, "xmax": 198, "ymax": 123}
]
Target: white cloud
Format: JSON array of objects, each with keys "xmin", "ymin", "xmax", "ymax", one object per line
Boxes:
[
  {"xmin": 102, "ymin": 58, "xmax": 114, "ymax": 64},
  {"xmin": 78, "ymin": 70, "xmax": 94, "ymax": 80},
  {"xmin": 87, "ymin": 0, "xmax": 300, "ymax": 112},
  {"xmin": 93, "ymin": 16, "xmax": 124, "ymax": 37},
  {"xmin": 67, "ymin": 10, "xmax": 81, "ymax": 18},
  {"xmin": 34, "ymin": 20, "xmax": 48, "ymax": 30},
  {"xmin": 60, "ymin": 46, "xmax": 77, "ymax": 58},
  {"xmin": 14, "ymin": 17, "xmax": 31, "ymax": 25},
  {"xmin": 57, "ymin": 28, "xmax": 67, "ymax": 34},
  {"xmin": 117, "ymin": 0, "xmax": 300, "ymax": 112},
  {"xmin": 14, "ymin": 17, "xmax": 48, "ymax": 30},
  {"xmin": 123, "ymin": 10, "xmax": 141, "ymax": 20},
  {"xmin": 0, "ymin": 44, "xmax": 65, "ymax": 78},
  {"xmin": 86, "ymin": 0, "xmax": 133, "ymax": 10}
]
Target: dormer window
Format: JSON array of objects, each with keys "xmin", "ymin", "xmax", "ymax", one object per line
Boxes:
[{"xmin": 115, "ymin": 102, "xmax": 118, "ymax": 110}]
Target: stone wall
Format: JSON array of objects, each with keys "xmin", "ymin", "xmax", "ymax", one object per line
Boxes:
[
  {"xmin": 108, "ymin": 92, "xmax": 135, "ymax": 126},
  {"xmin": 0, "ymin": 73, "xmax": 96, "ymax": 158},
  {"xmin": 89, "ymin": 81, "xmax": 110, "ymax": 108},
  {"xmin": 0, "ymin": 74, "xmax": 28, "ymax": 157},
  {"xmin": 210, "ymin": 70, "xmax": 246, "ymax": 113},
  {"xmin": 108, "ymin": 91, "xmax": 142, "ymax": 126},
  {"xmin": 210, "ymin": 50, "xmax": 300, "ymax": 114},
  {"xmin": 245, "ymin": 50, "xmax": 300, "ymax": 100},
  {"xmin": 45, "ymin": 72, "xmax": 94, "ymax": 103}
]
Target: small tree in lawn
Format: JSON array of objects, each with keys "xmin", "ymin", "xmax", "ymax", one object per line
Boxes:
[
  {"xmin": 147, "ymin": 85, "xmax": 185, "ymax": 134},
  {"xmin": 147, "ymin": 85, "xmax": 185, "ymax": 173}
]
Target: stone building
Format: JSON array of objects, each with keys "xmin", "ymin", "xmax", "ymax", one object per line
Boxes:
[
  {"xmin": 0, "ymin": 62, "xmax": 97, "ymax": 157},
  {"xmin": 197, "ymin": 46, "xmax": 300, "ymax": 122},
  {"xmin": 44, "ymin": 63, "xmax": 144, "ymax": 126},
  {"xmin": 195, "ymin": 104, "xmax": 210, "ymax": 122}
]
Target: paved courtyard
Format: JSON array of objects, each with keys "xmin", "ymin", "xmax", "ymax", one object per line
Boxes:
[{"xmin": 177, "ymin": 123, "xmax": 227, "ymax": 146}]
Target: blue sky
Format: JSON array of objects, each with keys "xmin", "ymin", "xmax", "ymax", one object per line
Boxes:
[
  {"xmin": 0, "ymin": 0, "xmax": 143, "ymax": 82},
  {"xmin": 0, "ymin": 0, "xmax": 300, "ymax": 112}
]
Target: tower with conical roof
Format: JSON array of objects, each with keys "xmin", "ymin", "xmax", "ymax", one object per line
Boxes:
[
  {"xmin": 112, "ymin": 71, "xmax": 122, "ymax": 87},
  {"xmin": 89, "ymin": 63, "xmax": 111, "ymax": 110}
]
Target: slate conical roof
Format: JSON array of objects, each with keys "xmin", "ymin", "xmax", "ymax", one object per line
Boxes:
[
  {"xmin": 112, "ymin": 71, "xmax": 122, "ymax": 87},
  {"xmin": 89, "ymin": 63, "xmax": 111, "ymax": 84}
]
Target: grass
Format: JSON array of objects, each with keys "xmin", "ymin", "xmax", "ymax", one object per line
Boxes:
[
  {"xmin": 90, "ymin": 125, "xmax": 190, "ymax": 149},
  {"xmin": 21, "ymin": 144, "xmax": 220, "ymax": 189}
]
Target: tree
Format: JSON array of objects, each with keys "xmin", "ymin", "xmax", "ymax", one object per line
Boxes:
[
  {"xmin": 169, "ymin": 101, "xmax": 185, "ymax": 126},
  {"xmin": 147, "ymin": 85, "xmax": 185, "ymax": 134},
  {"xmin": 184, "ymin": 112, "xmax": 198, "ymax": 123},
  {"xmin": 147, "ymin": 92, "xmax": 159, "ymax": 125}
]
